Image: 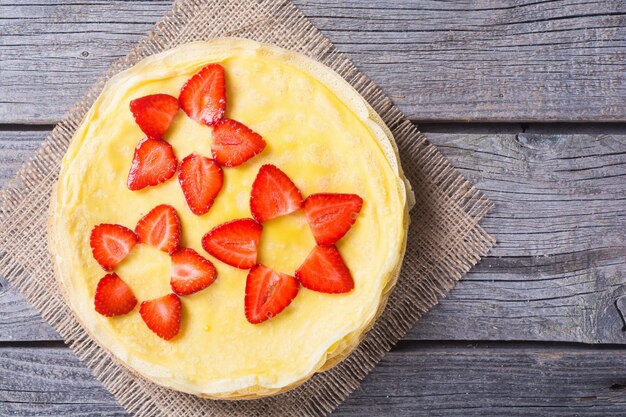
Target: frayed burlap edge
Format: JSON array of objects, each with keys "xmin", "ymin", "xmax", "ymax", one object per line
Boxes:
[{"xmin": 0, "ymin": 0, "xmax": 495, "ymax": 416}]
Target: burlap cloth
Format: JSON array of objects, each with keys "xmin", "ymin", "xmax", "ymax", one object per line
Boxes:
[{"xmin": 0, "ymin": 0, "xmax": 495, "ymax": 415}]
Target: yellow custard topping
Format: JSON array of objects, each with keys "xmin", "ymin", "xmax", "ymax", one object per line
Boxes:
[{"xmin": 51, "ymin": 39, "xmax": 409, "ymax": 397}]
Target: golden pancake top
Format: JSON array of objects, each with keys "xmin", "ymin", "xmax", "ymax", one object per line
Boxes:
[{"xmin": 50, "ymin": 38, "xmax": 410, "ymax": 398}]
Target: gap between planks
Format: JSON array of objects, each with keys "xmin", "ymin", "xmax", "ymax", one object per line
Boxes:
[{"xmin": 4, "ymin": 338, "xmax": 626, "ymax": 351}]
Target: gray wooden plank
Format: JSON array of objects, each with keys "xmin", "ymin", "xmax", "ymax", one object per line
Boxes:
[
  {"xmin": 1, "ymin": 0, "xmax": 625, "ymax": 124},
  {"xmin": 0, "ymin": 277, "xmax": 59, "ymax": 341},
  {"xmin": 2, "ymin": 342, "xmax": 626, "ymax": 416},
  {"xmin": 1, "ymin": 129, "xmax": 625, "ymax": 344},
  {"xmin": 412, "ymin": 129, "xmax": 626, "ymax": 343},
  {"xmin": 0, "ymin": 343, "xmax": 126, "ymax": 417},
  {"xmin": 0, "ymin": 131, "xmax": 60, "ymax": 341},
  {"xmin": 0, "ymin": 130, "xmax": 43, "ymax": 185}
]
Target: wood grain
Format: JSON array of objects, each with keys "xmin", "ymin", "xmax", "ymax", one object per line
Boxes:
[
  {"xmin": 0, "ymin": 343, "xmax": 126, "ymax": 417},
  {"xmin": 0, "ymin": 132, "xmax": 60, "ymax": 336},
  {"xmin": 4, "ymin": 1, "xmax": 626, "ymax": 415},
  {"xmin": 2, "ymin": 342, "xmax": 626, "ymax": 416},
  {"xmin": 413, "ymin": 128, "xmax": 626, "ymax": 344},
  {"xmin": 1, "ymin": 0, "xmax": 625, "ymax": 123},
  {"xmin": 1, "ymin": 129, "xmax": 624, "ymax": 344}
]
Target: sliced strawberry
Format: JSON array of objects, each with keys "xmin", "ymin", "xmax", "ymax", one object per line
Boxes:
[
  {"xmin": 250, "ymin": 164, "xmax": 303, "ymax": 223},
  {"xmin": 201, "ymin": 218, "xmax": 262, "ymax": 269},
  {"xmin": 179, "ymin": 64, "xmax": 226, "ymax": 126},
  {"xmin": 178, "ymin": 153, "xmax": 223, "ymax": 215},
  {"xmin": 211, "ymin": 119, "xmax": 266, "ymax": 167},
  {"xmin": 90, "ymin": 224, "xmax": 138, "ymax": 270},
  {"xmin": 127, "ymin": 137, "xmax": 177, "ymax": 191},
  {"xmin": 295, "ymin": 245, "xmax": 354, "ymax": 294},
  {"xmin": 94, "ymin": 273, "xmax": 137, "ymax": 317},
  {"xmin": 303, "ymin": 193, "xmax": 363, "ymax": 245},
  {"xmin": 139, "ymin": 293, "xmax": 181, "ymax": 341},
  {"xmin": 129, "ymin": 93, "xmax": 179, "ymax": 139},
  {"xmin": 170, "ymin": 248, "xmax": 217, "ymax": 296},
  {"xmin": 135, "ymin": 204, "xmax": 181, "ymax": 254},
  {"xmin": 245, "ymin": 265, "xmax": 299, "ymax": 324}
]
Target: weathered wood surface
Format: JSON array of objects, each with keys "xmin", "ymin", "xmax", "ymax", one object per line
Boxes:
[
  {"xmin": 2, "ymin": 0, "xmax": 626, "ymax": 124},
  {"xmin": 2, "ymin": 129, "xmax": 625, "ymax": 344},
  {"xmin": 2, "ymin": 342, "xmax": 626, "ymax": 416},
  {"xmin": 416, "ymin": 127, "xmax": 626, "ymax": 344},
  {"xmin": 4, "ymin": 1, "xmax": 626, "ymax": 415}
]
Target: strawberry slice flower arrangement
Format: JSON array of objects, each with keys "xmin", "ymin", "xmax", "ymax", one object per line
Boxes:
[{"xmin": 90, "ymin": 63, "xmax": 363, "ymax": 340}]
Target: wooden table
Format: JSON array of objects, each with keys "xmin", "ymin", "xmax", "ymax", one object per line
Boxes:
[{"xmin": 2, "ymin": 1, "xmax": 626, "ymax": 415}]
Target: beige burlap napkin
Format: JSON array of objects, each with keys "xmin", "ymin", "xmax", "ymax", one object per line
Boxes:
[{"xmin": 0, "ymin": 0, "xmax": 495, "ymax": 415}]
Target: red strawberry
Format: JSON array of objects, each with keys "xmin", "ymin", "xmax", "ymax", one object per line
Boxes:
[
  {"xmin": 295, "ymin": 245, "xmax": 354, "ymax": 294},
  {"xmin": 178, "ymin": 153, "xmax": 223, "ymax": 215},
  {"xmin": 303, "ymin": 193, "xmax": 363, "ymax": 245},
  {"xmin": 90, "ymin": 224, "xmax": 138, "ymax": 270},
  {"xmin": 139, "ymin": 293, "xmax": 181, "ymax": 341},
  {"xmin": 179, "ymin": 64, "xmax": 226, "ymax": 126},
  {"xmin": 250, "ymin": 164, "xmax": 303, "ymax": 223},
  {"xmin": 211, "ymin": 119, "xmax": 266, "ymax": 167},
  {"xmin": 245, "ymin": 265, "xmax": 299, "ymax": 324},
  {"xmin": 135, "ymin": 204, "xmax": 181, "ymax": 254},
  {"xmin": 94, "ymin": 273, "xmax": 137, "ymax": 317},
  {"xmin": 127, "ymin": 137, "xmax": 177, "ymax": 191},
  {"xmin": 170, "ymin": 248, "xmax": 217, "ymax": 296},
  {"xmin": 201, "ymin": 218, "xmax": 262, "ymax": 269},
  {"xmin": 129, "ymin": 93, "xmax": 179, "ymax": 139}
]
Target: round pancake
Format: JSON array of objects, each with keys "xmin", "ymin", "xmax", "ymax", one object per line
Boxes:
[{"xmin": 49, "ymin": 38, "xmax": 411, "ymax": 398}]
